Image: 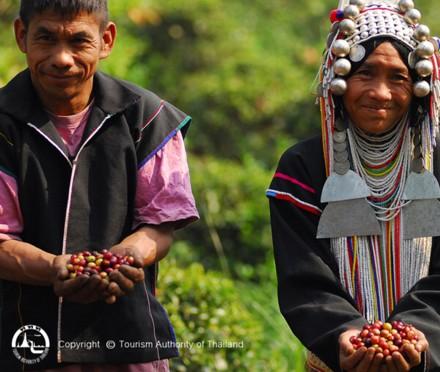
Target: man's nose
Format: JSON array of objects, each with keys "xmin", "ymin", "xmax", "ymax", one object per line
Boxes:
[{"xmin": 50, "ymin": 45, "xmax": 74, "ymax": 69}]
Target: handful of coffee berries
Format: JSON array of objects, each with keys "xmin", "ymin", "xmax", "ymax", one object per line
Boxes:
[
  {"xmin": 66, "ymin": 249, "xmax": 135, "ymax": 280},
  {"xmin": 350, "ymin": 320, "xmax": 419, "ymax": 356}
]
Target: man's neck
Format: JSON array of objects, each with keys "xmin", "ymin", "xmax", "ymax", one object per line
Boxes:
[
  {"xmin": 33, "ymin": 77, "xmax": 94, "ymax": 116},
  {"xmin": 40, "ymin": 94, "xmax": 93, "ymax": 116}
]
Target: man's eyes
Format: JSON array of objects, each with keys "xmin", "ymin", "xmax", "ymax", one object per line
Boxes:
[
  {"xmin": 72, "ymin": 38, "xmax": 89, "ymax": 44},
  {"xmin": 34, "ymin": 35, "xmax": 91, "ymax": 45}
]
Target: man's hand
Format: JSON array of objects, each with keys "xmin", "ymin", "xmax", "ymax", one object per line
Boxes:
[
  {"xmin": 340, "ymin": 329, "xmax": 384, "ymax": 372},
  {"xmin": 105, "ymin": 244, "xmax": 145, "ymax": 304},
  {"xmin": 52, "ymin": 254, "xmax": 110, "ymax": 304}
]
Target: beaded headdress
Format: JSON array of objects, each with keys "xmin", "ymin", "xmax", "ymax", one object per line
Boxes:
[{"xmin": 317, "ymin": 0, "xmax": 440, "ymax": 239}]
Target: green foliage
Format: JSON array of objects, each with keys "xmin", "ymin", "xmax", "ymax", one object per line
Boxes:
[
  {"xmin": 176, "ymin": 155, "xmax": 273, "ymax": 280},
  {"xmin": 158, "ymin": 258, "xmax": 304, "ymax": 371}
]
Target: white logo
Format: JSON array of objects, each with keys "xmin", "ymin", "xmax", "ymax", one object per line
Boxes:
[{"xmin": 11, "ymin": 325, "xmax": 50, "ymax": 364}]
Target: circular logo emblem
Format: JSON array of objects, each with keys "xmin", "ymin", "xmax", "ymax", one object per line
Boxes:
[{"xmin": 11, "ymin": 325, "xmax": 50, "ymax": 365}]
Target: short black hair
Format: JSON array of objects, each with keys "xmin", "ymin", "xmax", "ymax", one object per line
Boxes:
[{"xmin": 19, "ymin": 0, "xmax": 109, "ymax": 29}]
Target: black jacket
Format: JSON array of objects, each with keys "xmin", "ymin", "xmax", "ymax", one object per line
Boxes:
[
  {"xmin": 0, "ymin": 69, "xmax": 191, "ymax": 370},
  {"xmin": 268, "ymin": 135, "xmax": 440, "ymax": 371}
]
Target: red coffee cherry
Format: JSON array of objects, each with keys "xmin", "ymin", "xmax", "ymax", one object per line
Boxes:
[{"xmin": 66, "ymin": 249, "xmax": 135, "ymax": 279}]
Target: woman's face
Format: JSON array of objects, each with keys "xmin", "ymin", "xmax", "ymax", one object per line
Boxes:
[{"xmin": 343, "ymin": 42, "xmax": 413, "ymax": 134}]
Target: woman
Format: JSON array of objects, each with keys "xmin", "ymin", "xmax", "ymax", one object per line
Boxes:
[{"xmin": 268, "ymin": 1, "xmax": 440, "ymax": 370}]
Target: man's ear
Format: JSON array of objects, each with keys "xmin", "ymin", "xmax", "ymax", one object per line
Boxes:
[
  {"xmin": 14, "ymin": 17, "xmax": 27, "ymax": 53},
  {"xmin": 100, "ymin": 22, "xmax": 116, "ymax": 60}
]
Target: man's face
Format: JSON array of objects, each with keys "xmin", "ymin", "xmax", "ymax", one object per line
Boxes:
[
  {"xmin": 343, "ymin": 42, "xmax": 413, "ymax": 135},
  {"xmin": 14, "ymin": 10, "xmax": 115, "ymax": 114}
]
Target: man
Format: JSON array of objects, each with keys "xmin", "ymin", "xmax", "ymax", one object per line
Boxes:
[
  {"xmin": 268, "ymin": 0, "xmax": 440, "ymax": 371},
  {"xmin": 0, "ymin": 1, "xmax": 198, "ymax": 371}
]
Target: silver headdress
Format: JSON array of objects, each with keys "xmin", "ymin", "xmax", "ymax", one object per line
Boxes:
[
  {"xmin": 317, "ymin": 0, "xmax": 440, "ymax": 239},
  {"xmin": 328, "ymin": 0, "xmax": 435, "ymax": 98}
]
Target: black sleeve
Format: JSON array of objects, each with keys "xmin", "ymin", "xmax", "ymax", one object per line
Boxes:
[
  {"xmin": 387, "ymin": 238, "xmax": 440, "ymax": 370},
  {"xmin": 269, "ymin": 144, "xmax": 366, "ymax": 371}
]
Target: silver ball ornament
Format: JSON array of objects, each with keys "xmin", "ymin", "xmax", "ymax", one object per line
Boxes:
[
  {"xmin": 344, "ymin": 5, "xmax": 360, "ymax": 20},
  {"xmin": 332, "ymin": 39, "xmax": 351, "ymax": 57},
  {"xmin": 339, "ymin": 19, "xmax": 356, "ymax": 35},
  {"xmin": 404, "ymin": 8, "xmax": 422, "ymax": 25},
  {"xmin": 334, "ymin": 58, "xmax": 352, "ymax": 76},
  {"xmin": 414, "ymin": 25, "xmax": 431, "ymax": 41},
  {"xmin": 349, "ymin": 0, "xmax": 366, "ymax": 9},
  {"xmin": 398, "ymin": 0, "xmax": 414, "ymax": 12},
  {"xmin": 415, "ymin": 60, "xmax": 434, "ymax": 77},
  {"xmin": 416, "ymin": 40, "xmax": 435, "ymax": 59},
  {"xmin": 413, "ymin": 81, "xmax": 431, "ymax": 97},
  {"xmin": 330, "ymin": 78, "xmax": 348, "ymax": 96}
]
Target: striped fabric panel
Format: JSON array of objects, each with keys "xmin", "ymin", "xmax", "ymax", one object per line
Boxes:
[{"xmin": 266, "ymin": 189, "xmax": 322, "ymax": 216}]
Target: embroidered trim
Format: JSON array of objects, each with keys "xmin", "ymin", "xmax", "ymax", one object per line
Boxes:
[
  {"xmin": 142, "ymin": 101, "xmax": 165, "ymax": 132},
  {"xmin": 266, "ymin": 189, "xmax": 322, "ymax": 216},
  {"xmin": 138, "ymin": 116, "xmax": 191, "ymax": 169},
  {"xmin": 274, "ymin": 172, "xmax": 317, "ymax": 194}
]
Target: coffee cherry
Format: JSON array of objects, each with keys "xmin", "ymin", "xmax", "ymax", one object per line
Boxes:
[
  {"xmin": 65, "ymin": 249, "xmax": 136, "ymax": 280},
  {"xmin": 350, "ymin": 321, "xmax": 419, "ymax": 361}
]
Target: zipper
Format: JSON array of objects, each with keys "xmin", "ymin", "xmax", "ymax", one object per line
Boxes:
[
  {"xmin": 27, "ymin": 114, "xmax": 114, "ymax": 363},
  {"xmin": 26, "ymin": 123, "xmax": 72, "ymax": 167}
]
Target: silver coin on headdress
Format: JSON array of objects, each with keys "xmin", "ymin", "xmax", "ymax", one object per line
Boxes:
[
  {"xmin": 408, "ymin": 52, "xmax": 417, "ymax": 69},
  {"xmin": 349, "ymin": 45, "xmax": 366, "ymax": 63}
]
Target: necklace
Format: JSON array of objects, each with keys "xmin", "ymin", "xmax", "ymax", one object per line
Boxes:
[{"xmin": 347, "ymin": 116, "xmax": 412, "ymax": 221}]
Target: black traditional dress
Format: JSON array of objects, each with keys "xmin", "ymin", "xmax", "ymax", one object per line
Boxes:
[{"xmin": 268, "ymin": 135, "xmax": 440, "ymax": 371}]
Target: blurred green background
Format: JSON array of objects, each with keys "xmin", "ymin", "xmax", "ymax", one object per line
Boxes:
[{"xmin": 1, "ymin": 0, "xmax": 439, "ymax": 370}]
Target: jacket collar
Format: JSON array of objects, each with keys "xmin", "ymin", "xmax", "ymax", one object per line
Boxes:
[{"xmin": 0, "ymin": 69, "xmax": 141, "ymax": 126}]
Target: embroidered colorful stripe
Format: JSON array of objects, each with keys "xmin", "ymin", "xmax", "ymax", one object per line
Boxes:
[{"xmin": 266, "ymin": 189, "xmax": 322, "ymax": 215}]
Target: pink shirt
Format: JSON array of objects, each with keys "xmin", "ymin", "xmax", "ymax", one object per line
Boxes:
[{"xmin": 0, "ymin": 106, "xmax": 198, "ymax": 240}]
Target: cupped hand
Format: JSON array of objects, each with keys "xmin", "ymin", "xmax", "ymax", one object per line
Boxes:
[
  {"xmin": 52, "ymin": 254, "xmax": 110, "ymax": 303},
  {"xmin": 105, "ymin": 244, "xmax": 145, "ymax": 304},
  {"xmin": 383, "ymin": 328, "xmax": 428, "ymax": 372},
  {"xmin": 339, "ymin": 329, "xmax": 384, "ymax": 372}
]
